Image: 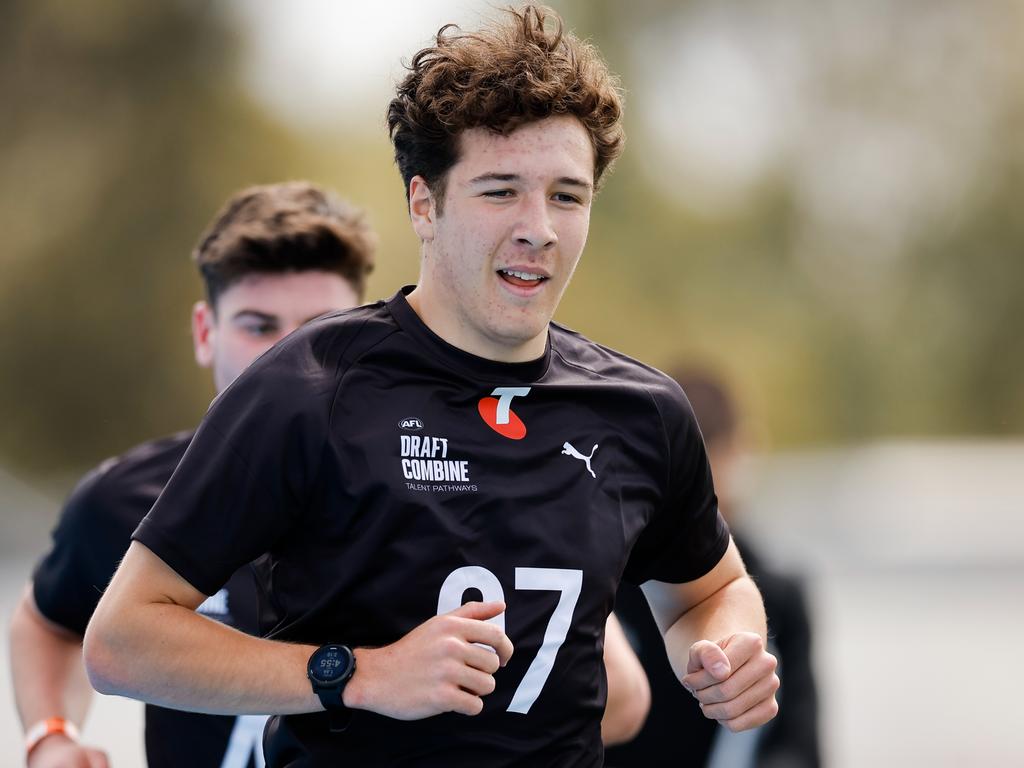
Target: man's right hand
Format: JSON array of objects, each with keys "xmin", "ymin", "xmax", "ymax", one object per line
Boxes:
[
  {"xmin": 28, "ymin": 734, "xmax": 109, "ymax": 768},
  {"xmin": 344, "ymin": 601, "xmax": 514, "ymax": 720}
]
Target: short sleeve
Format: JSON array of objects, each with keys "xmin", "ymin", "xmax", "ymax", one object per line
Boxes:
[
  {"xmin": 623, "ymin": 377, "xmax": 730, "ymax": 585},
  {"xmin": 33, "ymin": 468, "xmax": 133, "ymax": 635},
  {"xmin": 133, "ymin": 334, "xmax": 336, "ymax": 596}
]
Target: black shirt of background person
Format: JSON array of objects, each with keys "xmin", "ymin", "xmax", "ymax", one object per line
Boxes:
[{"xmin": 33, "ymin": 432, "xmax": 264, "ymax": 768}]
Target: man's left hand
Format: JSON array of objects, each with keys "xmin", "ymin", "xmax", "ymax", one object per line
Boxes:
[{"xmin": 681, "ymin": 632, "xmax": 779, "ymax": 732}]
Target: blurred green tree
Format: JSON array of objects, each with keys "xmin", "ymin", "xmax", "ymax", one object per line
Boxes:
[
  {"xmin": 1, "ymin": 0, "xmax": 1021, "ymax": 485},
  {"xmin": 0, "ymin": 0, "xmax": 330, "ymax": 474}
]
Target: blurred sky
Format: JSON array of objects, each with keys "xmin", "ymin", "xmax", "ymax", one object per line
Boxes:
[{"xmin": 224, "ymin": 0, "xmax": 494, "ymax": 132}]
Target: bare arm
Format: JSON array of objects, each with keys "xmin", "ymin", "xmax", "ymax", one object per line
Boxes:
[
  {"xmin": 11, "ymin": 584, "xmax": 110, "ymax": 767},
  {"xmin": 642, "ymin": 538, "xmax": 779, "ymax": 732},
  {"xmin": 85, "ymin": 542, "xmax": 327, "ymax": 714},
  {"xmin": 84, "ymin": 541, "xmax": 513, "ymax": 719},
  {"xmin": 600, "ymin": 612, "xmax": 650, "ymax": 746}
]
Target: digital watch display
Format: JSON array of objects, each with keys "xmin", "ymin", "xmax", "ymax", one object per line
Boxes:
[{"xmin": 307, "ymin": 644, "xmax": 356, "ymax": 732}]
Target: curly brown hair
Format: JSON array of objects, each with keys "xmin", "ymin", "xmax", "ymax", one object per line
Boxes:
[
  {"xmin": 387, "ymin": 4, "xmax": 624, "ymax": 212},
  {"xmin": 194, "ymin": 181, "xmax": 376, "ymax": 309}
]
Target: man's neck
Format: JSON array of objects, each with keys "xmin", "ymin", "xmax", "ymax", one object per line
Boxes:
[{"xmin": 405, "ymin": 285, "xmax": 547, "ymax": 363}]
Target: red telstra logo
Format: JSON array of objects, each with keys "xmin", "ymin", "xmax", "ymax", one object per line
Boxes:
[{"xmin": 478, "ymin": 387, "xmax": 531, "ymax": 440}]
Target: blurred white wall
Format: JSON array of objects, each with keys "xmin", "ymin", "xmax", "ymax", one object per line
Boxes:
[{"xmin": 742, "ymin": 440, "xmax": 1024, "ymax": 766}]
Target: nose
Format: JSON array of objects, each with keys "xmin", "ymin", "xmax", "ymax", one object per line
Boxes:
[{"xmin": 513, "ymin": 193, "xmax": 557, "ymax": 250}]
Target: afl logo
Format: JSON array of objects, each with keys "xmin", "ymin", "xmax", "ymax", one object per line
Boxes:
[
  {"xmin": 398, "ymin": 417, "xmax": 424, "ymax": 431},
  {"xmin": 478, "ymin": 386, "xmax": 531, "ymax": 440}
]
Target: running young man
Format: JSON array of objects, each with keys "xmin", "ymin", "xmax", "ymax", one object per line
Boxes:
[
  {"xmin": 11, "ymin": 181, "xmax": 375, "ymax": 767},
  {"xmin": 85, "ymin": 7, "xmax": 779, "ymax": 766}
]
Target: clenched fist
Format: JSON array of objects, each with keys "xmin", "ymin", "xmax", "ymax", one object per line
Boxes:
[
  {"xmin": 344, "ymin": 601, "xmax": 514, "ymax": 720},
  {"xmin": 682, "ymin": 632, "xmax": 779, "ymax": 732}
]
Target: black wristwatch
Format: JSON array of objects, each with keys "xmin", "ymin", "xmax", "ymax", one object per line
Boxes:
[{"xmin": 307, "ymin": 644, "xmax": 356, "ymax": 732}]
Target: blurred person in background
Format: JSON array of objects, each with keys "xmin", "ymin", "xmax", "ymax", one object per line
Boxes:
[
  {"xmin": 9, "ymin": 181, "xmax": 376, "ymax": 768},
  {"xmin": 607, "ymin": 367, "xmax": 821, "ymax": 768}
]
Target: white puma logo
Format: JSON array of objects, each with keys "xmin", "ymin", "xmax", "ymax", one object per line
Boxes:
[{"xmin": 561, "ymin": 442, "xmax": 598, "ymax": 478}]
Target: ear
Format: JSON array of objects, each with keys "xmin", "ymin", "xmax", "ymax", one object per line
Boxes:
[
  {"xmin": 191, "ymin": 301, "xmax": 215, "ymax": 369},
  {"xmin": 408, "ymin": 175, "xmax": 436, "ymax": 242}
]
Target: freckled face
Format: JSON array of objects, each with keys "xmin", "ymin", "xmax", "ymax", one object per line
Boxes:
[{"xmin": 412, "ymin": 115, "xmax": 595, "ymax": 362}]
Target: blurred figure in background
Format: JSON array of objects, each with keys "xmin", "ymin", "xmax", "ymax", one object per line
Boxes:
[
  {"xmin": 8, "ymin": 181, "xmax": 376, "ymax": 768},
  {"xmin": 607, "ymin": 367, "xmax": 821, "ymax": 768}
]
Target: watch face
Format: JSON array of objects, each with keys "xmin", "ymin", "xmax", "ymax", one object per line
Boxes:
[{"xmin": 310, "ymin": 645, "xmax": 352, "ymax": 685}]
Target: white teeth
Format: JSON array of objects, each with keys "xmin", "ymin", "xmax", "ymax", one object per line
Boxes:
[{"xmin": 500, "ymin": 269, "xmax": 545, "ymax": 281}]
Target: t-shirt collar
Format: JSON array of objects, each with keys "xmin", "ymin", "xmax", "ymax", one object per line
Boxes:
[{"xmin": 386, "ymin": 286, "xmax": 551, "ymax": 384}]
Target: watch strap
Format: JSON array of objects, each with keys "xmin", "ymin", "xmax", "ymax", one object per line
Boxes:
[
  {"xmin": 316, "ymin": 683, "xmax": 345, "ymax": 709},
  {"xmin": 326, "ymin": 705, "xmax": 352, "ymax": 733},
  {"xmin": 308, "ymin": 645, "xmax": 356, "ymax": 733}
]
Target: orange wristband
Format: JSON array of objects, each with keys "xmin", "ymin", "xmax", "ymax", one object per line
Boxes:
[{"xmin": 25, "ymin": 717, "xmax": 80, "ymax": 757}]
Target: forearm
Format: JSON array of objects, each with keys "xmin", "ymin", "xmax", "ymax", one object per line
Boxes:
[
  {"xmin": 641, "ymin": 542, "xmax": 779, "ymax": 731},
  {"xmin": 84, "ymin": 542, "xmax": 321, "ymax": 715},
  {"xmin": 663, "ymin": 575, "xmax": 767, "ymax": 681},
  {"xmin": 84, "ymin": 543, "xmax": 517, "ymax": 723},
  {"xmin": 85, "ymin": 595, "xmax": 319, "ymax": 715},
  {"xmin": 601, "ymin": 689, "xmax": 648, "ymax": 745},
  {"xmin": 601, "ymin": 613, "xmax": 650, "ymax": 745},
  {"xmin": 10, "ymin": 585, "xmax": 93, "ymax": 730}
]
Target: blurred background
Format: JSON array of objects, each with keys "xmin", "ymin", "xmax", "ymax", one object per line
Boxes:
[{"xmin": 1, "ymin": 0, "xmax": 1021, "ymax": 764}]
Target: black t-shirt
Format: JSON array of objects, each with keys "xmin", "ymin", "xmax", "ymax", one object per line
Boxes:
[
  {"xmin": 33, "ymin": 431, "xmax": 266, "ymax": 768},
  {"xmin": 134, "ymin": 288, "xmax": 730, "ymax": 768}
]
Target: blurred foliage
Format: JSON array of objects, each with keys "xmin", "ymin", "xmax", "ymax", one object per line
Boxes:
[
  {"xmin": 0, "ymin": 0, "xmax": 1021, "ymax": 482},
  {"xmin": 0, "ymin": 0, "xmax": 419, "ymax": 477}
]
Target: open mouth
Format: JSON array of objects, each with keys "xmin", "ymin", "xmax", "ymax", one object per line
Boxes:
[{"xmin": 497, "ymin": 268, "xmax": 548, "ymax": 289}]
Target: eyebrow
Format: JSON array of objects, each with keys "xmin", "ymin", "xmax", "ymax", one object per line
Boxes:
[
  {"xmin": 233, "ymin": 309, "xmax": 333, "ymax": 326},
  {"xmin": 231, "ymin": 310, "xmax": 278, "ymax": 324},
  {"xmin": 468, "ymin": 172, "xmax": 593, "ymax": 191}
]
